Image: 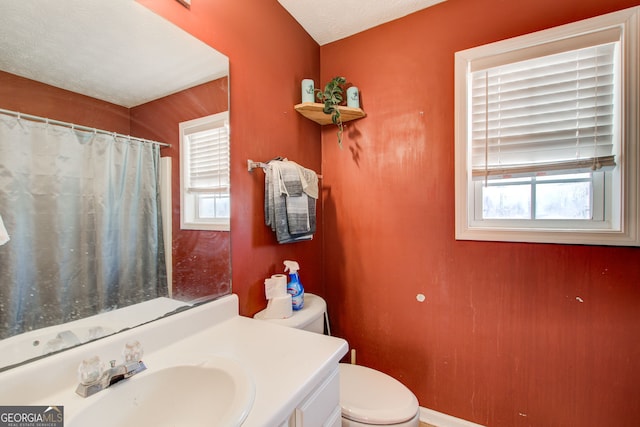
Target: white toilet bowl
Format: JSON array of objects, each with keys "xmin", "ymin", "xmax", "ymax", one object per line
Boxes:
[
  {"xmin": 340, "ymin": 362, "xmax": 419, "ymax": 426},
  {"xmin": 254, "ymin": 293, "xmax": 420, "ymax": 427}
]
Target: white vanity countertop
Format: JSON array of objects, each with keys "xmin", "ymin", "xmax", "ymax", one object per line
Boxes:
[
  {"xmin": 185, "ymin": 315, "xmax": 348, "ymax": 425},
  {"xmin": 0, "ymin": 294, "xmax": 348, "ymax": 426}
]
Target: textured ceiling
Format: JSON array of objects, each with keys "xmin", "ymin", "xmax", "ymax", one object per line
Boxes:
[
  {"xmin": 278, "ymin": 0, "xmax": 446, "ymax": 45},
  {"xmin": 0, "ymin": 1, "xmax": 445, "ymax": 107},
  {"xmin": 0, "ymin": 0, "xmax": 228, "ymax": 108}
]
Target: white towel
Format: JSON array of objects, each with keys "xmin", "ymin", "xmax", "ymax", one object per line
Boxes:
[
  {"xmin": 296, "ymin": 163, "xmax": 319, "ymax": 199},
  {"xmin": 0, "ymin": 214, "xmax": 9, "ymax": 246}
]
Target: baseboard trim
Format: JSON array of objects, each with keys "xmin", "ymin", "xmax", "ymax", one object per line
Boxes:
[{"xmin": 420, "ymin": 407, "xmax": 486, "ymax": 427}]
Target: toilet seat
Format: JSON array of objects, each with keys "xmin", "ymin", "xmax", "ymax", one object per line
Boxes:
[{"xmin": 339, "ymin": 363, "xmax": 419, "ymax": 425}]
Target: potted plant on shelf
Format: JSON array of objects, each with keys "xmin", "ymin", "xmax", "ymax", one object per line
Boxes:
[{"xmin": 316, "ymin": 76, "xmax": 347, "ymax": 147}]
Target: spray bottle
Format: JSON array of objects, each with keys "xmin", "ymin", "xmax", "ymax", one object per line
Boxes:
[{"xmin": 284, "ymin": 260, "xmax": 304, "ymax": 310}]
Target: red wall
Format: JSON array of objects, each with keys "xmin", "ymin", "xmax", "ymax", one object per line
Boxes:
[
  {"xmin": 138, "ymin": 0, "xmax": 324, "ymax": 315},
  {"xmin": 320, "ymin": 1, "xmax": 640, "ymax": 426},
  {"xmin": 0, "ymin": 71, "xmax": 130, "ymax": 133},
  {"xmin": 139, "ymin": 0, "xmax": 640, "ymax": 425},
  {"xmin": 130, "ymin": 78, "xmax": 231, "ymax": 300}
]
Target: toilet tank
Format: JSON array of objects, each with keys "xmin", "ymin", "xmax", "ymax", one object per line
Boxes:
[{"xmin": 254, "ymin": 293, "xmax": 327, "ymax": 334}]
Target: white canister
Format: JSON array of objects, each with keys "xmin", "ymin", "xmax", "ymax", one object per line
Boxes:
[
  {"xmin": 347, "ymin": 86, "xmax": 360, "ymax": 108},
  {"xmin": 301, "ymin": 79, "xmax": 315, "ymax": 103}
]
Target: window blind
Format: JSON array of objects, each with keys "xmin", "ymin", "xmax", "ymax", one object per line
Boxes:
[
  {"xmin": 187, "ymin": 123, "xmax": 229, "ymax": 193},
  {"xmin": 470, "ymin": 40, "xmax": 618, "ymax": 180}
]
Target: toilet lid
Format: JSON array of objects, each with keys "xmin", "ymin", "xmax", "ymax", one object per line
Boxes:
[{"xmin": 339, "ymin": 363, "xmax": 418, "ymax": 425}]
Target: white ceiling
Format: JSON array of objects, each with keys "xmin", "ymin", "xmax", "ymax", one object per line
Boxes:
[
  {"xmin": 0, "ymin": 1, "xmax": 444, "ymax": 108},
  {"xmin": 0, "ymin": 0, "xmax": 228, "ymax": 108},
  {"xmin": 278, "ymin": 0, "xmax": 446, "ymax": 45}
]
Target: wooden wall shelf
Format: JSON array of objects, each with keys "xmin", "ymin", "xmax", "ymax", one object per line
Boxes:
[{"xmin": 294, "ymin": 102, "xmax": 366, "ymax": 125}]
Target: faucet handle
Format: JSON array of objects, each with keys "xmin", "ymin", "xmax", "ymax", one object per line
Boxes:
[
  {"xmin": 77, "ymin": 356, "xmax": 104, "ymax": 385},
  {"xmin": 122, "ymin": 340, "xmax": 144, "ymax": 363}
]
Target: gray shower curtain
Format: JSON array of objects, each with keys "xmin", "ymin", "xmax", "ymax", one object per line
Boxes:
[{"xmin": 0, "ymin": 114, "xmax": 167, "ymax": 340}]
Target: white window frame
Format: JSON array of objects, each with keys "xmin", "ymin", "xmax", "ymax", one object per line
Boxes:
[
  {"xmin": 454, "ymin": 7, "xmax": 639, "ymax": 246},
  {"xmin": 180, "ymin": 111, "xmax": 230, "ymax": 231}
]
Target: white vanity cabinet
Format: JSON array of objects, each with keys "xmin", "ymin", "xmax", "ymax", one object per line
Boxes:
[
  {"xmin": 281, "ymin": 365, "xmax": 341, "ymax": 427},
  {"xmin": 0, "ymin": 295, "xmax": 349, "ymax": 427}
]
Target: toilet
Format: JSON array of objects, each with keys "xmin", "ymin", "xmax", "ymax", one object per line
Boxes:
[{"xmin": 254, "ymin": 293, "xmax": 420, "ymax": 427}]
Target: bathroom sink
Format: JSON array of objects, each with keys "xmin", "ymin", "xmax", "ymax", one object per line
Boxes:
[{"xmin": 66, "ymin": 356, "xmax": 255, "ymax": 427}]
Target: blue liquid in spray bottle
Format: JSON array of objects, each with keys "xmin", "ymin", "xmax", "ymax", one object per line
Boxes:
[{"xmin": 284, "ymin": 260, "xmax": 304, "ymax": 310}]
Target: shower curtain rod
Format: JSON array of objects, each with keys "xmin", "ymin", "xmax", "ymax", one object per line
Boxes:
[{"xmin": 0, "ymin": 108, "xmax": 171, "ymax": 148}]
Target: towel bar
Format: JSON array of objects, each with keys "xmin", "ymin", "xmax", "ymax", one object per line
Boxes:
[
  {"xmin": 247, "ymin": 159, "xmax": 322, "ymax": 178},
  {"xmin": 247, "ymin": 159, "xmax": 269, "ymax": 172}
]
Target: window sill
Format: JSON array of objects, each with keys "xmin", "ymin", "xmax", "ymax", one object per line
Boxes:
[
  {"xmin": 455, "ymin": 222, "xmax": 640, "ymax": 247},
  {"xmin": 180, "ymin": 222, "xmax": 230, "ymax": 232}
]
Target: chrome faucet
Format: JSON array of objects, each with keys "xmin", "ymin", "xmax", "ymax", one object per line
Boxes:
[{"xmin": 75, "ymin": 341, "xmax": 146, "ymax": 398}]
